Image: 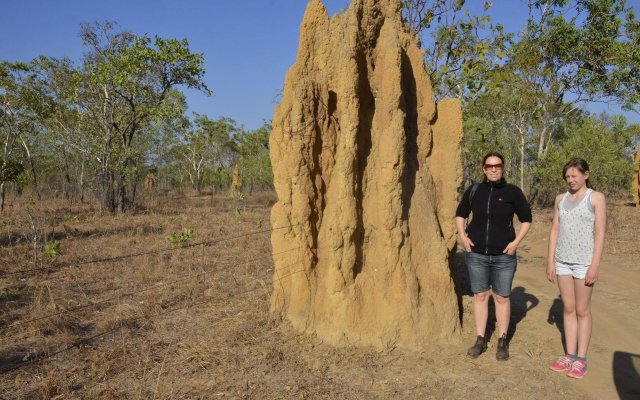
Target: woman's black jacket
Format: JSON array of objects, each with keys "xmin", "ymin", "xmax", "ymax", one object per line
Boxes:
[{"xmin": 455, "ymin": 179, "xmax": 532, "ymax": 255}]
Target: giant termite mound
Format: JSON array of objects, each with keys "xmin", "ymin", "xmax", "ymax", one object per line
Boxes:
[{"xmin": 269, "ymin": 0, "xmax": 463, "ymax": 349}]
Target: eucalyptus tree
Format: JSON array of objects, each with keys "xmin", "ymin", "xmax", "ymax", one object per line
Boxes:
[
  {"xmin": 0, "ymin": 88, "xmax": 23, "ymax": 211},
  {"xmin": 508, "ymin": 0, "xmax": 639, "ymax": 159},
  {"xmin": 73, "ymin": 21, "xmax": 210, "ymax": 212},
  {"xmin": 28, "ymin": 56, "xmax": 95, "ymax": 202},
  {"xmin": 464, "ymin": 67, "xmax": 589, "ymax": 192},
  {"xmin": 406, "ymin": 0, "xmax": 639, "ymax": 200},
  {"xmin": 0, "ymin": 62, "xmax": 47, "ymax": 210},
  {"xmin": 175, "ymin": 114, "xmax": 236, "ymax": 194},
  {"xmin": 5, "ymin": 58, "xmax": 89, "ymax": 201},
  {"xmin": 581, "ymin": 0, "xmax": 640, "ymax": 115},
  {"xmin": 402, "ymin": 0, "xmax": 512, "ymax": 101},
  {"xmin": 477, "ymin": 0, "xmax": 639, "ymax": 202},
  {"xmin": 142, "ymin": 90, "xmax": 188, "ymax": 192},
  {"xmin": 462, "ymin": 75, "xmax": 540, "ymax": 189},
  {"xmin": 232, "ymin": 122, "xmax": 272, "ymax": 194},
  {"xmin": 531, "ymin": 115, "xmax": 638, "ymax": 204}
]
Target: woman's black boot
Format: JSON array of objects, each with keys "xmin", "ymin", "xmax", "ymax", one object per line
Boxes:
[
  {"xmin": 466, "ymin": 335, "xmax": 487, "ymax": 358},
  {"xmin": 496, "ymin": 335, "xmax": 509, "ymax": 361}
]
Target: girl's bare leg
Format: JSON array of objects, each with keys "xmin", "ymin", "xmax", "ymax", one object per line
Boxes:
[
  {"xmin": 557, "ymin": 276, "xmax": 577, "ymax": 355},
  {"xmin": 574, "ymin": 279, "xmax": 594, "ymax": 358}
]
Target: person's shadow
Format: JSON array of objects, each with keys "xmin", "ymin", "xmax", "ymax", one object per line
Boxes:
[
  {"xmin": 506, "ymin": 286, "xmax": 539, "ymax": 342},
  {"xmin": 479, "ymin": 286, "xmax": 539, "ymax": 344},
  {"xmin": 613, "ymin": 351, "xmax": 640, "ymax": 399},
  {"xmin": 449, "ymin": 250, "xmax": 472, "ymax": 324},
  {"xmin": 547, "ymin": 296, "xmax": 566, "ymax": 353}
]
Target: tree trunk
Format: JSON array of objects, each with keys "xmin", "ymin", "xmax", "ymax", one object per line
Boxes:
[
  {"xmin": 116, "ymin": 154, "xmax": 135, "ymax": 212},
  {"xmin": 80, "ymin": 156, "xmax": 86, "ymax": 204},
  {"xmin": 2, "ymin": 128, "xmax": 14, "ymax": 212},
  {"xmin": 0, "ymin": 182, "xmax": 5, "ymax": 213},
  {"xmin": 98, "ymin": 170, "xmax": 115, "ymax": 212},
  {"xmin": 64, "ymin": 172, "xmax": 72, "ymax": 203},
  {"xmin": 131, "ymin": 180, "xmax": 138, "ymax": 206},
  {"xmin": 520, "ymin": 131, "xmax": 525, "ymax": 191},
  {"xmin": 19, "ymin": 136, "xmax": 40, "ymax": 200},
  {"xmin": 117, "ymin": 174, "xmax": 127, "ymax": 213},
  {"xmin": 537, "ymin": 127, "xmax": 546, "ymax": 159},
  {"xmin": 61, "ymin": 146, "xmax": 72, "ymax": 201}
]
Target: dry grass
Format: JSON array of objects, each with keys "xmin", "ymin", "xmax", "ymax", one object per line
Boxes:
[
  {"xmin": 0, "ymin": 192, "xmax": 637, "ymax": 399},
  {"xmin": 603, "ymin": 202, "xmax": 640, "ymax": 257},
  {"xmin": 1, "ymin": 192, "xmax": 277, "ymax": 399}
]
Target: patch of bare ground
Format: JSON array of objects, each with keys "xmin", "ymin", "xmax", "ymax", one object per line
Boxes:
[{"xmin": 1, "ymin": 192, "xmax": 638, "ymax": 399}]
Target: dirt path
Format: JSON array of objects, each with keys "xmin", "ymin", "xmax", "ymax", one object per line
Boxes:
[{"xmin": 509, "ymin": 211, "xmax": 640, "ymax": 399}]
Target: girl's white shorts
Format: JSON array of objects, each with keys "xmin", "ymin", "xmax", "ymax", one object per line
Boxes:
[{"xmin": 556, "ymin": 260, "xmax": 589, "ymax": 280}]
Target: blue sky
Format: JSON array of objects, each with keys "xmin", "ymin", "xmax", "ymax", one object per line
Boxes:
[{"xmin": 1, "ymin": 0, "xmax": 637, "ymax": 129}]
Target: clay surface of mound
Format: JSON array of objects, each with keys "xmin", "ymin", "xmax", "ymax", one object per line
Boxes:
[{"xmin": 269, "ymin": 0, "xmax": 463, "ymax": 349}]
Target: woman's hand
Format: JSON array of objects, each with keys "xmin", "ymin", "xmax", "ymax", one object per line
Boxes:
[
  {"xmin": 502, "ymin": 241, "xmax": 518, "ymax": 256},
  {"xmin": 546, "ymin": 261, "xmax": 556, "ymax": 283},
  {"xmin": 460, "ymin": 235, "xmax": 474, "ymax": 252}
]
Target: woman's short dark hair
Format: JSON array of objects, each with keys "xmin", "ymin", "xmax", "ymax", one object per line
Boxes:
[
  {"xmin": 562, "ymin": 157, "xmax": 591, "ymax": 188},
  {"xmin": 481, "ymin": 152, "xmax": 505, "ymax": 183},
  {"xmin": 482, "ymin": 152, "xmax": 505, "ymax": 166}
]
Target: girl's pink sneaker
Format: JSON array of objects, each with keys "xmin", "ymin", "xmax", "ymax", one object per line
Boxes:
[
  {"xmin": 550, "ymin": 355, "xmax": 573, "ymax": 372},
  {"xmin": 567, "ymin": 359, "xmax": 587, "ymax": 379}
]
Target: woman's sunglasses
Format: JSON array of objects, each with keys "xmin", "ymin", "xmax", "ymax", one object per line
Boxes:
[{"xmin": 483, "ymin": 163, "xmax": 504, "ymax": 171}]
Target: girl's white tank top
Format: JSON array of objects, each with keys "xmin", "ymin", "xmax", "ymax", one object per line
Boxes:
[{"xmin": 556, "ymin": 189, "xmax": 595, "ymax": 265}]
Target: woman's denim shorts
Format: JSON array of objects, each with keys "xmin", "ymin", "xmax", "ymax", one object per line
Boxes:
[{"xmin": 466, "ymin": 252, "xmax": 517, "ymax": 296}]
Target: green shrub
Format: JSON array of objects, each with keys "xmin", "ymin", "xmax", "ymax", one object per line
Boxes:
[
  {"xmin": 167, "ymin": 228, "xmax": 194, "ymax": 245},
  {"xmin": 64, "ymin": 215, "xmax": 80, "ymax": 223},
  {"xmin": 44, "ymin": 240, "xmax": 61, "ymax": 263}
]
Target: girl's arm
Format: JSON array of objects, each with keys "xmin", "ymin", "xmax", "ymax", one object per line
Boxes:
[
  {"xmin": 546, "ymin": 194, "xmax": 562, "ymax": 283},
  {"xmin": 585, "ymin": 191, "xmax": 607, "ymax": 286}
]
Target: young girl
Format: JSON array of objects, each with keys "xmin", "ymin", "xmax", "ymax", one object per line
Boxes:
[{"xmin": 546, "ymin": 158, "xmax": 606, "ymax": 379}]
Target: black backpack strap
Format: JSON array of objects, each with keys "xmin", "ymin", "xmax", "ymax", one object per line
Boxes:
[{"xmin": 469, "ymin": 182, "xmax": 480, "ymax": 208}]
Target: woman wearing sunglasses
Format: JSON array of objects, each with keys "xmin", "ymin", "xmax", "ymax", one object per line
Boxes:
[{"xmin": 455, "ymin": 152, "xmax": 532, "ymax": 361}]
